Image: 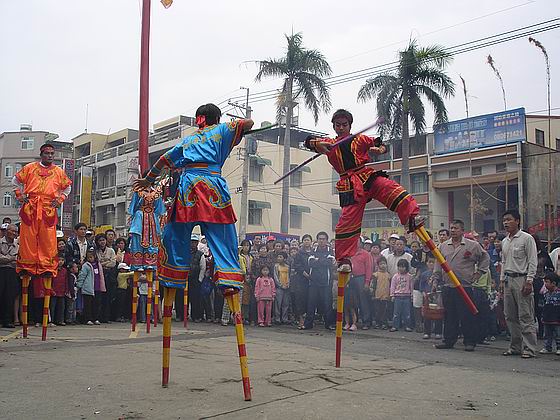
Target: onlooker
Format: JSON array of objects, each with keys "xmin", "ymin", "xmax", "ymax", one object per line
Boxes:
[
  {"xmin": 76, "ymin": 248, "xmax": 97, "ymax": 325},
  {"xmin": 187, "ymin": 234, "xmax": 206, "ymax": 323},
  {"xmin": 255, "ymin": 265, "xmax": 275, "ymax": 327},
  {"xmin": 239, "ymin": 239, "xmax": 253, "ymax": 324},
  {"xmin": 438, "ymin": 228, "xmax": 450, "ymax": 245},
  {"xmin": 539, "ymin": 271, "xmax": 560, "ymax": 355},
  {"xmin": 531, "ymin": 233, "xmax": 554, "ymax": 339},
  {"xmin": 419, "ymin": 255, "xmax": 442, "ymax": 339},
  {"xmin": 434, "ymin": 219, "xmax": 490, "ymax": 352},
  {"xmin": 95, "ymin": 233, "xmax": 116, "ymax": 322},
  {"xmin": 273, "ymin": 251, "xmax": 290, "ymax": 324},
  {"xmin": 65, "ymin": 262, "xmax": 79, "ymax": 324},
  {"xmin": 50, "ymin": 240, "xmax": 68, "ymax": 326},
  {"xmin": 105, "ymin": 229, "xmax": 116, "ymax": 250},
  {"xmin": 137, "ymin": 271, "xmax": 148, "ymax": 323},
  {"xmin": 65, "ymin": 223, "xmax": 91, "ymax": 268},
  {"xmin": 371, "ymin": 256, "xmax": 391, "ymax": 329},
  {"xmin": 116, "ymin": 263, "xmax": 133, "ymax": 322},
  {"xmin": 292, "ymin": 234, "xmax": 312, "ymax": 329},
  {"xmin": 350, "ymin": 239, "xmax": 373, "ymax": 330},
  {"xmin": 381, "ymin": 233, "xmax": 400, "ymax": 258},
  {"xmin": 250, "ymin": 244, "xmax": 272, "ymax": 325},
  {"xmin": 0, "ymin": 224, "xmax": 19, "ymax": 328},
  {"xmin": 303, "ymin": 232, "xmax": 335, "ymax": 330},
  {"xmin": 501, "ymin": 209, "xmax": 538, "ymax": 358},
  {"xmin": 386, "ymin": 237, "xmax": 413, "ymax": 279},
  {"xmin": 389, "ymin": 259, "xmax": 413, "ymax": 332}
]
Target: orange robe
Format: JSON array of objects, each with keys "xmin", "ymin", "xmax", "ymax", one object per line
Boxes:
[{"xmin": 14, "ymin": 162, "xmax": 71, "ymax": 276}]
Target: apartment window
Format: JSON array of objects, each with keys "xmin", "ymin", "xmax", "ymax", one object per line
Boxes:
[
  {"xmin": 410, "ymin": 172, "xmax": 428, "ymax": 194},
  {"xmin": 363, "ymin": 210, "xmax": 396, "ymax": 228},
  {"xmin": 21, "ymin": 136, "xmax": 35, "ymax": 150},
  {"xmin": 248, "ymin": 200, "xmax": 270, "ymax": 225},
  {"xmin": 15, "ymin": 163, "xmax": 22, "ymax": 173},
  {"xmin": 392, "ymin": 135, "xmax": 427, "ymax": 159},
  {"xmin": 449, "ymin": 169, "xmax": 458, "ymax": 179},
  {"xmin": 290, "ymin": 164, "xmax": 302, "ymax": 188},
  {"xmin": 392, "ymin": 175, "xmax": 401, "ymax": 184},
  {"xmin": 471, "ymin": 166, "xmax": 482, "ymax": 176},
  {"xmin": 4, "ymin": 165, "xmax": 13, "ymax": 178},
  {"xmin": 535, "ymin": 129, "xmax": 545, "ymax": 146},
  {"xmin": 3, "ymin": 192, "xmax": 12, "ymax": 207},
  {"xmin": 496, "ymin": 163, "xmax": 507, "ymax": 173},
  {"xmin": 249, "ymin": 157, "xmax": 267, "ymax": 183},
  {"xmin": 289, "ymin": 205, "xmax": 310, "ymax": 229}
]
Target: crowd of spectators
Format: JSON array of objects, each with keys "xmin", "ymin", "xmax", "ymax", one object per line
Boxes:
[{"xmin": 1, "ymin": 210, "xmax": 559, "ymax": 358}]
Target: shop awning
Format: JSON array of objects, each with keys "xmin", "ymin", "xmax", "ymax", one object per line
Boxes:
[
  {"xmin": 251, "ymin": 156, "xmax": 272, "ymax": 166},
  {"xmin": 249, "ymin": 200, "xmax": 271, "ymax": 209},
  {"xmin": 290, "ymin": 204, "xmax": 311, "ymax": 213},
  {"xmin": 290, "ymin": 164, "xmax": 311, "ymax": 173}
]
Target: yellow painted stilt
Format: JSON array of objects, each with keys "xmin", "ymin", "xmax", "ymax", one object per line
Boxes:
[
  {"xmin": 335, "ymin": 269, "xmax": 351, "ymax": 368},
  {"xmin": 415, "ymin": 225, "xmax": 478, "ymax": 315},
  {"xmin": 131, "ymin": 271, "xmax": 139, "ymax": 332},
  {"xmin": 21, "ymin": 275, "xmax": 31, "ymax": 338},
  {"xmin": 153, "ymin": 277, "xmax": 159, "ymax": 327},
  {"xmin": 42, "ymin": 276, "xmax": 52, "ymax": 341},
  {"xmin": 146, "ymin": 270, "xmax": 153, "ymax": 333},
  {"xmin": 226, "ymin": 292, "xmax": 252, "ymax": 401},
  {"xmin": 162, "ymin": 286, "xmax": 176, "ymax": 387},
  {"xmin": 183, "ymin": 282, "xmax": 189, "ymax": 328}
]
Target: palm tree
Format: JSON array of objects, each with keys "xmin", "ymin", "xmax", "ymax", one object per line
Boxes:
[
  {"xmin": 357, "ymin": 40, "xmax": 455, "ymax": 190},
  {"xmin": 256, "ymin": 32, "xmax": 332, "ymax": 233}
]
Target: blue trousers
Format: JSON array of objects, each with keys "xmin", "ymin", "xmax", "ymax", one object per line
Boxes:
[
  {"xmin": 392, "ymin": 296, "xmax": 411, "ymax": 329},
  {"xmin": 158, "ymin": 221, "xmax": 243, "ymax": 290}
]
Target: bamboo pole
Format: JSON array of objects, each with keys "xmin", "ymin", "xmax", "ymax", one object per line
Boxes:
[
  {"xmin": 21, "ymin": 275, "xmax": 31, "ymax": 338},
  {"xmin": 335, "ymin": 270, "xmax": 350, "ymax": 368},
  {"xmin": 162, "ymin": 287, "xmax": 176, "ymax": 387},
  {"xmin": 131, "ymin": 271, "xmax": 139, "ymax": 332},
  {"xmin": 153, "ymin": 277, "xmax": 159, "ymax": 327},
  {"xmin": 41, "ymin": 276, "xmax": 53, "ymax": 341},
  {"xmin": 146, "ymin": 270, "xmax": 153, "ymax": 333}
]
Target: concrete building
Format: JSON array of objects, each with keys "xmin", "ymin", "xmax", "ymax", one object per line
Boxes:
[
  {"xmin": 362, "ymin": 108, "xmax": 560, "ymax": 244},
  {"xmin": 0, "ymin": 124, "xmax": 73, "ymax": 223},
  {"xmin": 71, "ymin": 118, "xmax": 339, "ymax": 239}
]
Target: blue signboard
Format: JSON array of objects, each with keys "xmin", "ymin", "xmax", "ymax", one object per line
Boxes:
[{"xmin": 434, "ymin": 108, "xmax": 526, "ymax": 155}]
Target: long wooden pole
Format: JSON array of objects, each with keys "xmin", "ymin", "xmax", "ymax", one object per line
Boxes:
[
  {"xmin": 153, "ymin": 277, "xmax": 159, "ymax": 327},
  {"xmin": 146, "ymin": 270, "xmax": 153, "ymax": 333},
  {"xmin": 131, "ymin": 271, "xmax": 139, "ymax": 331},
  {"xmin": 138, "ymin": 0, "xmax": 151, "ymax": 173},
  {"xmin": 335, "ymin": 270, "xmax": 350, "ymax": 368}
]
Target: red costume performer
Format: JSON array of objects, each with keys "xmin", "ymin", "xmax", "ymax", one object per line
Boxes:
[{"xmin": 305, "ymin": 109, "xmax": 421, "ymax": 265}]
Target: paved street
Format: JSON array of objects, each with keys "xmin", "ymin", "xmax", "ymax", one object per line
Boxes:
[{"xmin": 1, "ymin": 321, "xmax": 559, "ymax": 420}]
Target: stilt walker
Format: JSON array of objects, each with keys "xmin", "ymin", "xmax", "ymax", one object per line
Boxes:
[
  {"xmin": 41, "ymin": 277, "xmax": 53, "ymax": 341},
  {"xmin": 12, "ymin": 143, "xmax": 71, "ymax": 341},
  {"xmin": 131, "ymin": 271, "xmax": 139, "ymax": 331},
  {"xmin": 21, "ymin": 275, "xmax": 31, "ymax": 338},
  {"xmin": 133, "ymin": 103, "xmax": 254, "ymax": 400}
]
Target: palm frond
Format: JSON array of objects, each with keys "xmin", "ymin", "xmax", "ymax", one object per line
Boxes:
[
  {"xmin": 408, "ymin": 91, "xmax": 426, "ymax": 135},
  {"xmin": 255, "ymin": 59, "xmax": 287, "ymax": 82},
  {"xmin": 415, "ymin": 84, "xmax": 449, "ymax": 125},
  {"xmin": 415, "ymin": 68, "xmax": 455, "ymax": 98}
]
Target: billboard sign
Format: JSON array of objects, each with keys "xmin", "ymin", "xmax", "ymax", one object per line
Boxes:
[
  {"xmin": 434, "ymin": 108, "xmax": 525, "ymax": 155},
  {"xmin": 61, "ymin": 159, "xmax": 75, "ymax": 233}
]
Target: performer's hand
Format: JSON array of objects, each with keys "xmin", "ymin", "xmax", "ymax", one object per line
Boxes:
[
  {"xmin": 133, "ymin": 177, "xmax": 151, "ymax": 191},
  {"xmin": 20, "ymin": 194, "xmax": 30, "ymax": 204},
  {"xmin": 51, "ymin": 199, "xmax": 61, "ymax": 208},
  {"xmin": 370, "ymin": 146, "xmax": 385, "ymax": 155},
  {"xmin": 315, "ymin": 141, "xmax": 333, "ymax": 154}
]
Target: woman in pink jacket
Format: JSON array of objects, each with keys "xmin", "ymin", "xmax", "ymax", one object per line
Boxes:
[{"xmin": 254, "ymin": 266, "xmax": 276, "ymax": 327}]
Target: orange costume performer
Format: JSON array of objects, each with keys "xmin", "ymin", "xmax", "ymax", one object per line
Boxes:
[{"xmin": 13, "ymin": 143, "xmax": 71, "ymax": 339}]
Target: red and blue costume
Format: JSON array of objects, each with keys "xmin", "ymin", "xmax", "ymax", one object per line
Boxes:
[
  {"xmin": 305, "ymin": 133, "xmax": 419, "ymax": 262},
  {"xmin": 144, "ymin": 120, "xmax": 250, "ymax": 291}
]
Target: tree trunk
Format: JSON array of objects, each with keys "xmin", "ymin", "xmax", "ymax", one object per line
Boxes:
[
  {"xmin": 401, "ymin": 92, "xmax": 410, "ymax": 191},
  {"xmin": 280, "ymin": 78, "xmax": 293, "ymax": 234}
]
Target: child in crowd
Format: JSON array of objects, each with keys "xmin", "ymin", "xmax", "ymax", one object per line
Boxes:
[
  {"xmin": 116, "ymin": 263, "xmax": 133, "ymax": 322},
  {"xmin": 371, "ymin": 257, "xmax": 390, "ymax": 329},
  {"xmin": 65, "ymin": 262, "xmax": 79, "ymax": 324},
  {"xmin": 254, "ymin": 266, "xmax": 275, "ymax": 327},
  {"xmin": 274, "ymin": 251, "xmax": 290, "ymax": 324},
  {"xmin": 137, "ymin": 270, "xmax": 148, "ymax": 323},
  {"xmin": 390, "ymin": 258, "xmax": 413, "ymax": 332},
  {"xmin": 488, "ymin": 281, "xmax": 500, "ymax": 341},
  {"xmin": 77, "ymin": 249, "xmax": 96, "ymax": 325},
  {"xmin": 540, "ymin": 272, "xmax": 560, "ymax": 355},
  {"xmin": 49, "ymin": 254, "xmax": 67, "ymax": 326},
  {"xmin": 418, "ymin": 255, "xmax": 442, "ymax": 339}
]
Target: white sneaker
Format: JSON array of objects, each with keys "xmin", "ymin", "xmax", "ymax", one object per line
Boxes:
[
  {"xmin": 94, "ymin": 320, "xmax": 101, "ymax": 325},
  {"xmin": 337, "ymin": 264, "xmax": 352, "ymax": 273},
  {"xmin": 539, "ymin": 348, "xmax": 553, "ymax": 354},
  {"xmin": 86, "ymin": 321, "xmax": 94, "ymax": 325},
  {"xmin": 556, "ymin": 349, "xmax": 560, "ymax": 356}
]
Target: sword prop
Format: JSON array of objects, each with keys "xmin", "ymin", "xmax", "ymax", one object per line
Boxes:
[
  {"xmin": 273, "ymin": 117, "xmax": 384, "ymax": 185},
  {"xmin": 415, "ymin": 225, "xmax": 478, "ymax": 315}
]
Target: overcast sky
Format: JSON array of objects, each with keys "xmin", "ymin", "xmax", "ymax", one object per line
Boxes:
[{"xmin": 1, "ymin": 0, "xmax": 559, "ymax": 141}]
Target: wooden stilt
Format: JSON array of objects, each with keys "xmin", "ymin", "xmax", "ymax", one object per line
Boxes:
[
  {"xmin": 132, "ymin": 271, "xmax": 139, "ymax": 332},
  {"xmin": 146, "ymin": 270, "xmax": 153, "ymax": 333},
  {"xmin": 21, "ymin": 275, "xmax": 31, "ymax": 338},
  {"xmin": 162, "ymin": 287, "xmax": 176, "ymax": 387},
  {"xmin": 335, "ymin": 270, "xmax": 350, "ymax": 368},
  {"xmin": 226, "ymin": 292, "xmax": 252, "ymax": 401},
  {"xmin": 42, "ymin": 276, "xmax": 52, "ymax": 341}
]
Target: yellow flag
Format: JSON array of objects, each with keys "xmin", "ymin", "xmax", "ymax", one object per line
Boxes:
[{"xmin": 161, "ymin": 0, "xmax": 173, "ymax": 8}]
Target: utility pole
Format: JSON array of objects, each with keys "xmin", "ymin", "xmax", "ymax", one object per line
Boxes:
[
  {"xmin": 460, "ymin": 75, "xmax": 475, "ymax": 233},
  {"xmin": 238, "ymin": 87, "xmax": 251, "ymax": 241}
]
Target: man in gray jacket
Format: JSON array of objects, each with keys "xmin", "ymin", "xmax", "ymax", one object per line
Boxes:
[{"xmin": 0, "ymin": 224, "xmax": 19, "ymax": 328}]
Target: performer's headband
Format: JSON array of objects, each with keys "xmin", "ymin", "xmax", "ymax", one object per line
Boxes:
[
  {"xmin": 40, "ymin": 144, "xmax": 55, "ymax": 153},
  {"xmin": 195, "ymin": 115, "xmax": 207, "ymax": 129}
]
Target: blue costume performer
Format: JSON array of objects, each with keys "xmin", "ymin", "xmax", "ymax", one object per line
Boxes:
[
  {"xmin": 135, "ymin": 104, "xmax": 254, "ymax": 397},
  {"xmin": 136, "ymin": 104, "xmax": 254, "ymax": 293}
]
